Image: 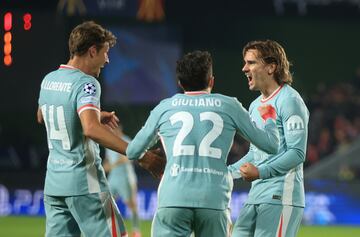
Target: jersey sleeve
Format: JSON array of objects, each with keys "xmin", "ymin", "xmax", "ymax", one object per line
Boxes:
[
  {"xmin": 231, "ymin": 98, "xmax": 279, "ymax": 154},
  {"xmin": 228, "ymin": 146, "xmax": 255, "ymax": 179},
  {"xmin": 126, "ymin": 106, "xmax": 162, "ymax": 160},
  {"xmin": 75, "ymin": 76, "xmax": 101, "ymax": 115},
  {"xmin": 258, "ymin": 96, "xmax": 309, "ymax": 179}
]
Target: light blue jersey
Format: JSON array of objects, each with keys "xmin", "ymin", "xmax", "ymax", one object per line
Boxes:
[
  {"xmin": 127, "ymin": 91, "xmax": 279, "ymax": 210},
  {"xmin": 38, "ymin": 65, "xmax": 109, "ymax": 196},
  {"xmin": 229, "ymin": 84, "xmax": 309, "ymax": 207}
]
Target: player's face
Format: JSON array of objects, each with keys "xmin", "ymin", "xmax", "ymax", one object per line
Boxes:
[
  {"xmin": 242, "ymin": 49, "xmax": 269, "ymax": 91},
  {"xmin": 93, "ymin": 42, "xmax": 110, "ymax": 77}
]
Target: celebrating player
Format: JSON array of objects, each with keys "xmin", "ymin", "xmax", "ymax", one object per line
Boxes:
[
  {"xmin": 37, "ymin": 21, "xmax": 163, "ymax": 237},
  {"xmin": 229, "ymin": 40, "xmax": 309, "ymax": 237}
]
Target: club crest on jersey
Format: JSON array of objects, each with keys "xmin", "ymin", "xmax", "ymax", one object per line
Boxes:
[
  {"xmin": 83, "ymin": 83, "xmax": 96, "ymax": 95},
  {"xmin": 286, "ymin": 115, "xmax": 305, "ymax": 131}
]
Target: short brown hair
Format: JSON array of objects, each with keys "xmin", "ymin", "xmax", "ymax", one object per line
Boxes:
[
  {"xmin": 243, "ymin": 40, "xmax": 293, "ymax": 85},
  {"xmin": 68, "ymin": 21, "xmax": 116, "ymax": 58}
]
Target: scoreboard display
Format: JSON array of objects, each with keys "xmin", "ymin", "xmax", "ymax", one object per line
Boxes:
[{"xmin": 2, "ymin": 11, "xmax": 32, "ymax": 67}]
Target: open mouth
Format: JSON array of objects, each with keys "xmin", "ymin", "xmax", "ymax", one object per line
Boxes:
[{"xmin": 246, "ymin": 74, "xmax": 253, "ymax": 84}]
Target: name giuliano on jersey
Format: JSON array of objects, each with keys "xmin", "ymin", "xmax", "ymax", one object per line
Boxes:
[
  {"xmin": 38, "ymin": 65, "xmax": 108, "ymax": 196},
  {"xmin": 127, "ymin": 92, "xmax": 279, "ymax": 210},
  {"xmin": 229, "ymin": 84, "xmax": 309, "ymax": 207}
]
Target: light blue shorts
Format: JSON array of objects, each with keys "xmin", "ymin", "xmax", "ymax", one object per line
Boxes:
[
  {"xmin": 44, "ymin": 192, "xmax": 127, "ymax": 237},
  {"xmin": 232, "ymin": 203, "xmax": 303, "ymax": 237},
  {"xmin": 152, "ymin": 207, "xmax": 232, "ymax": 237}
]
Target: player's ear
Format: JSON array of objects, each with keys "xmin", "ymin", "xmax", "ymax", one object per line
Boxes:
[
  {"xmin": 178, "ymin": 80, "xmax": 184, "ymax": 91},
  {"xmin": 208, "ymin": 75, "xmax": 214, "ymax": 89},
  {"xmin": 267, "ymin": 63, "xmax": 276, "ymax": 75},
  {"xmin": 88, "ymin": 45, "xmax": 97, "ymax": 58}
]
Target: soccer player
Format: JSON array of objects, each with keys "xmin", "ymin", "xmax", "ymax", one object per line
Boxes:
[
  {"xmin": 37, "ymin": 21, "xmax": 163, "ymax": 237},
  {"xmin": 103, "ymin": 125, "xmax": 141, "ymax": 237},
  {"xmin": 229, "ymin": 40, "xmax": 309, "ymax": 237},
  {"xmin": 126, "ymin": 50, "xmax": 280, "ymax": 237}
]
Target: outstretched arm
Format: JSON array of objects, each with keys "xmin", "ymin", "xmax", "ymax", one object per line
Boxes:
[
  {"xmin": 80, "ymin": 109, "xmax": 128, "ymax": 154},
  {"xmin": 233, "ymin": 100, "xmax": 279, "ymax": 154}
]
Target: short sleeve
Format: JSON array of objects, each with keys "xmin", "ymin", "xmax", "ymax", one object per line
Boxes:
[{"xmin": 76, "ymin": 76, "xmax": 101, "ymax": 115}]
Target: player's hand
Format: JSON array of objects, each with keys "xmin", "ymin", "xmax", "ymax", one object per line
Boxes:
[
  {"xmin": 240, "ymin": 162, "xmax": 259, "ymax": 182},
  {"xmin": 138, "ymin": 149, "xmax": 166, "ymax": 179},
  {"xmin": 258, "ymin": 104, "xmax": 276, "ymax": 121},
  {"xmin": 100, "ymin": 111, "xmax": 119, "ymax": 129}
]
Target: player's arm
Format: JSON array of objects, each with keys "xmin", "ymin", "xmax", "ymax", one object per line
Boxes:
[
  {"xmin": 228, "ymin": 149, "xmax": 255, "ymax": 179},
  {"xmin": 126, "ymin": 107, "xmax": 166, "ymax": 178},
  {"xmin": 257, "ymin": 97, "xmax": 309, "ymax": 179},
  {"xmin": 37, "ymin": 107, "xmax": 44, "ymax": 124},
  {"xmin": 126, "ymin": 109, "xmax": 161, "ymax": 160},
  {"xmin": 233, "ymin": 99, "xmax": 279, "ymax": 154},
  {"xmin": 80, "ymin": 109, "xmax": 128, "ymax": 155}
]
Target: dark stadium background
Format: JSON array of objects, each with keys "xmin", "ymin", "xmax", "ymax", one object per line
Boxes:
[{"xmin": 1, "ymin": 0, "xmax": 360, "ymax": 230}]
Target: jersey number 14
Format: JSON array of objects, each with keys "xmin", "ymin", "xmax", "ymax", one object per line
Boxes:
[{"xmin": 41, "ymin": 104, "xmax": 71, "ymax": 150}]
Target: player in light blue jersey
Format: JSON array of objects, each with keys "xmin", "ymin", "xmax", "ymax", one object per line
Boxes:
[
  {"xmin": 37, "ymin": 21, "xmax": 164, "ymax": 237},
  {"xmin": 104, "ymin": 125, "xmax": 141, "ymax": 237},
  {"xmin": 229, "ymin": 40, "xmax": 309, "ymax": 237},
  {"xmin": 126, "ymin": 50, "xmax": 280, "ymax": 237}
]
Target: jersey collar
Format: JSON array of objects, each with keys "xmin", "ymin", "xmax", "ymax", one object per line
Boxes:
[
  {"xmin": 184, "ymin": 91, "xmax": 209, "ymax": 95},
  {"xmin": 261, "ymin": 85, "xmax": 283, "ymax": 103},
  {"xmin": 59, "ymin": 64, "xmax": 77, "ymax": 70}
]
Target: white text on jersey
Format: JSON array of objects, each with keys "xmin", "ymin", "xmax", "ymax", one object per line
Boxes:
[{"xmin": 171, "ymin": 98, "xmax": 221, "ymax": 107}]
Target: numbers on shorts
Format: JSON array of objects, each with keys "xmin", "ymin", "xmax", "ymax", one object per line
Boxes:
[{"xmin": 170, "ymin": 111, "xmax": 223, "ymax": 159}]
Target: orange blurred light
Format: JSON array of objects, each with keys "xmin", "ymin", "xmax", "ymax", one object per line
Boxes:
[
  {"xmin": 4, "ymin": 12, "xmax": 12, "ymax": 31},
  {"xmin": 4, "ymin": 43, "xmax": 12, "ymax": 55},
  {"xmin": 4, "ymin": 55, "xmax": 12, "ymax": 66},
  {"xmin": 4, "ymin": 32, "xmax": 12, "ymax": 43}
]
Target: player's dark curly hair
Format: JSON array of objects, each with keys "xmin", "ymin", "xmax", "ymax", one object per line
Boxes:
[
  {"xmin": 243, "ymin": 40, "xmax": 293, "ymax": 85},
  {"xmin": 68, "ymin": 21, "xmax": 116, "ymax": 58},
  {"xmin": 176, "ymin": 50, "xmax": 212, "ymax": 91}
]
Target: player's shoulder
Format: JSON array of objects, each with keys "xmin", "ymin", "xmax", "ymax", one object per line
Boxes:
[
  {"xmin": 75, "ymin": 72, "xmax": 98, "ymax": 85},
  {"xmin": 278, "ymin": 84, "xmax": 309, "ymax": 117},
  {"xmin": 150, "ymin": 93, "xmax": 181, "ymax": 113},
  {"xmin": 278, "ymin": 85, "xmax": 306, "ymax": 106},
  {"xmin": 211, "ymin": 93, "xmax": 243, "ymax": 105}
]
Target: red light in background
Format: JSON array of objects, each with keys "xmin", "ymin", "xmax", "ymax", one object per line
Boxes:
[
  {"xmin": 23, "ymin": 13, "xmax": 32, "ymax": 30},
  {"xmin": 4, "ymin": 12, "xmax": 12, "ymax": 31}
]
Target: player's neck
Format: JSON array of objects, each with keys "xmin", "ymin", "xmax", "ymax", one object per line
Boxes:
[
  {"xmin": 260, "ymin": 80, "xmax": 280, "ymax": 98},
  {"xmin": 67, "ymin": 57, "xmax": 93, "ymax": 77}
]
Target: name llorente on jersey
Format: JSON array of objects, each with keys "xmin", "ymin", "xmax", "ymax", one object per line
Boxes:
[
  {"xmin": 41, "ymin": 80, "xmax": 72, "ymax": 93},
  {"xmin": 171, "ymin": 98, "xmax": 221, "ymax": 107}
]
